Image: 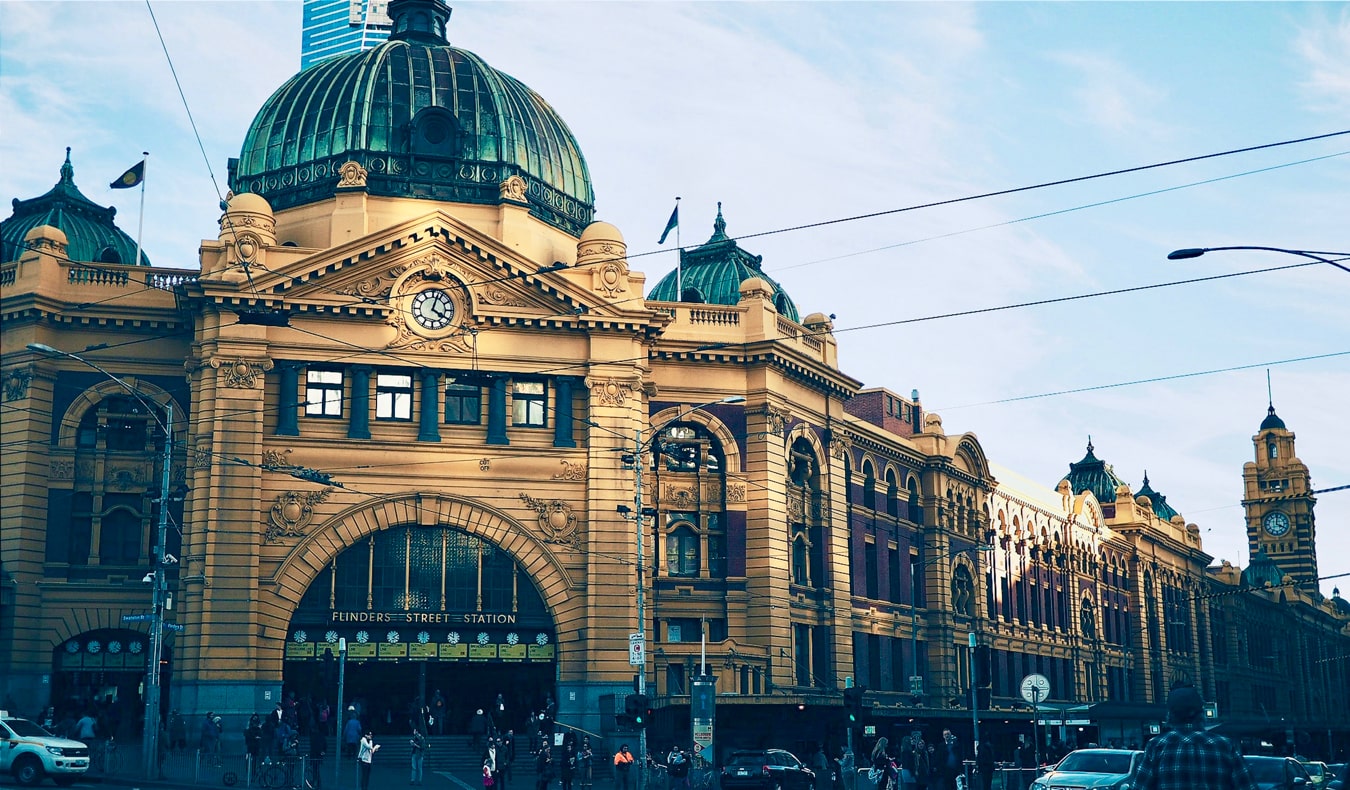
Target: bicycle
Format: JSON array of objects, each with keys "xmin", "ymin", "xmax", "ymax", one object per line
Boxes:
[{"xmin": 90, "ymin": 739, "xmax": 124, "ymax": 774}]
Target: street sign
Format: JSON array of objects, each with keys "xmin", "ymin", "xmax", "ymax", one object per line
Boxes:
[
  {"xmin": 908, "ymin": 675, "xmax": 923, "ymax": 696},
  {"xmin": 1020, "ymin": 673, "xmax": 1050, "ymax": 704},
  {"xmin": 163, "ymin": 623, "xmax": 185, "ymax": 632},
  {"xmin": 121, "ymin": 614, "xmax": 154, "ymax": 622},
  {"xmin": 629, "ymin": 633, "xmax": 645, "ymax": 666}
]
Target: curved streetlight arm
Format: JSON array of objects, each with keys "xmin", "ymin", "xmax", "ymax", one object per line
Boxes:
[
  {"xmin": 27, "ymin": 343, "xmax": 173, "ymax": 432},
  {"xmin": 1167, "ymin": 246, "xmax": 1350, "ymax": 273}
]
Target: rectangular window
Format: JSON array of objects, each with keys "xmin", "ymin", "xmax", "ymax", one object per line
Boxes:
[
  {"xmin": 375, "ymin": 373, "xmax": 413, "ymax": 421},
  {"xmin": 306, "ymin": 369, "xmax": 344, "ymax": 417},
  {"xmin": 864, "ymin": 540, "xmax": 879, "ymax": 599},
  {"xmin": 512, "ymin": 380, "xmax": 546, "ymax": 427},
  {"xmin": 444, "ymin": 383, "xmax": 482, "ymax": 424},
  {"xmin": 888, "ymin": 545, "xmax": 902, "ymax": 604}
]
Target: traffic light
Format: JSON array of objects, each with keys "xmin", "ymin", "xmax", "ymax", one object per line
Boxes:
[
  {"xmin": 843, "ymin": 686, "xmax": 867, "ymax": 722},
  {"xmin": 615, "ymin": 713, "xmax": 636, "ymax": 731},
  {"xmin": 625, "ymin": 694, "xmax": 650, "ymax": 730}
]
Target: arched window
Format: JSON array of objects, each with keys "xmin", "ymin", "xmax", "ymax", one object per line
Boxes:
[
  {"xmin": 862, "ymin": 461, "xmax": 876, "ymax": 511},
  {"xmin": 656, "ymin": 423, "xmax": 724, "ymax": 473},
  {"xmin": 951, "ymin": 565, "xmax": 975, "ymax": 616},
  {"xmin": 1080, "ymin": 598, "xmax": 1096, "ymax": 638},
  {"xmin": 792, "ymin": 534, "xmax": 810, "ymax": 586},
  {"xmin": 907, "ymin": 477, "xmax": 921, "ymax": 525},
  {"xmin": 885, "ymin": 470, "xmax": 899, "ymax": 518},
  {"xmin": 844, "ymin": 457, "xmax": 853, "ymax": 505},
  {"xmin": 99, "ymin": 508, "xmax": 142, "ymax": 565},
  {"xmin": 97, "ymin": 246, "xmax": 122, "ymax": 264},
  {"xmin": 666, "ymin": 523, "xmax": 700, "ymax": 577}
]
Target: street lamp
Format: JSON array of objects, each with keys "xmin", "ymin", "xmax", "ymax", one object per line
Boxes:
[
  {"xmin": 908, "ymin": 544, "xmax": 992, "ymax": 706},
  {"xmin": 620, "ymin": 395, "xmax": 745, "ymax": 782},
  {"xmin": 1167, "ymin": 246, "xmax": 1350, "ymax": 273},
  {"xmin": 28, "ymin": 343, "xmax": 175, "ymax": 779}
]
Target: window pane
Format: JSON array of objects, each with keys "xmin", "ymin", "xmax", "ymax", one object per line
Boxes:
[
  {"xmin": 444, "ymin": 384, "xmax": 481, "ymax": 424},
  {"xmin": 376, "ymin": 373, "xmax": 413, "ymax": 420},
  {"xmin": 306, "ymin": 369, "xmax": 344, "ymax": 417}
]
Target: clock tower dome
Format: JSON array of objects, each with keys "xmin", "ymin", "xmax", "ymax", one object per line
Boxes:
[{"xmin": 1242, "ymin": 404, "xmax": 1318, "ymax": 586}]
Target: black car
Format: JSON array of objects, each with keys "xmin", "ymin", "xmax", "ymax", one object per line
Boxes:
[
  {"xmin": 1244, "ymin": 756, "xmax": 1314, "ymax": 790},
  {"xmin": 719, "ymin": 749, "xmax": 815, "ymax": 790}
]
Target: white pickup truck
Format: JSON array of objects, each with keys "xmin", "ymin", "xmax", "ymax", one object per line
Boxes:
[{"xmin": 0, "ymin": 712, "xmax": 90, "ymax": 786}]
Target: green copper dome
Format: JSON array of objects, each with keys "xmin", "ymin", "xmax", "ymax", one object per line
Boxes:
[
  {"xmin": 1243, "ymin": 549, "xmax": 1286, "ymax": 589},
  {"xmin": 1135, "ymin": 472, "xmax": 1179, "ymax": 521},
  {"xmin": 1061, "ymin": 438, "xmax": 1128, "ymax": 504},
  {"xmin": 1, "ymin": 149, "xmax": 149, "ymax": 266},
  {"xmin": 1260, "ymin": 404, "xmax": 1286, "ymax": 431},
  {"xmin": 230, "ymin": 0, "xmax": 593, "ymax": 235},
  {"xmin": 647, "ymin": 204, "xmax": 799, "ymax": 321}
]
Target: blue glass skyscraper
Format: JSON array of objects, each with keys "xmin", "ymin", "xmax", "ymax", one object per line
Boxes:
[{"xmin": 301, "ymin": 0, "xmax": 391, "ymax": 70}]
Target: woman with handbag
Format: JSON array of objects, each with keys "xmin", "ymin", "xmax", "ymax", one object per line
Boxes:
[{"xmin": 870, "ymin": 738, "xmax": 898, "ymax": 790}]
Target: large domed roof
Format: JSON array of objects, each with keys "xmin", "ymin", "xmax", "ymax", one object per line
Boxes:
[
  {"xmin": 230, "ymin": 0, "xmax": 594, "ymax": 236},
  {"xmin": 1135, "ymin": 472, "xmax": 1179, "ymax": 521},
  {"xmin": 1, "ymin": 149, "xmax": 149, "ymax": 266},
  {"xmin": 647, "ymin": 204, "xmax": 799, "ymax": 321}
]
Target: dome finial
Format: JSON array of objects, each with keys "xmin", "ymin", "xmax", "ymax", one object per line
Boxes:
[
  {"xmin": 710, "ymin": 201, "xmax": 727, "ymax": 240},
  {"xmin": 1086, "ymin": 435, "xmax": 1094, "ymax": 454},
  {"xmin": 60, "ymin": 147, "xmax": 74, "ymax": 185},
  {"xmin": 1142, "ymin": 469, "xmax": 1149, "ymax": 486},
  {"xmin": 388, "ymin": 0, "xmax": 451, "ymax": 45}
]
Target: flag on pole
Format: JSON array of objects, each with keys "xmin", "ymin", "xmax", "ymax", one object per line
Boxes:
[
  {"xmin": 658, "ymin": 203, "xmax": 679, "ymax": 244},
  {"xmin": 110, "ymin": 160, "xmax": 145, "ymax": 189}
]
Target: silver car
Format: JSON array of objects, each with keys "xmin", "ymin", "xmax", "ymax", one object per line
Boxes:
[{"xmin": 1030, "ymin": 748, "xmax": 1143, "ymax": 790}]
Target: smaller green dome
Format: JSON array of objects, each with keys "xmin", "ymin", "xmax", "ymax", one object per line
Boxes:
[
  {"xmin": 1061, "ymin": 437, "xmax": 1127, "ymax": 504},
  {"xmin": 1243, "ymin": 549, "xmax": 1286, "ymax": 589},
  {"xmin": 647, "ymin": 204, "xmax": 799, "ymax": 321},
  {"xmin": 1135, "ymin": 471, "xmax": 1179, "ymax": 521},
  {"xmin": 1, "ymin": 149, "xmax": 148, "ymax": 265}
]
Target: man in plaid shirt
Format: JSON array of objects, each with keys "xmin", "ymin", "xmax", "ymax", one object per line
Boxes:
[{"xmin": 1132, "ymin": 686, "xmax": 1257, "ymax": 790}]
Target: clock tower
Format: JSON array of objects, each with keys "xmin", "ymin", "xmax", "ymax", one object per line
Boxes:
[{"xmin": 1242, "ymin": 404, "xmax": 1318, "ymax": 586}]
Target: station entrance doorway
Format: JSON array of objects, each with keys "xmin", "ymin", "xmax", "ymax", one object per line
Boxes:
[{"xmin": 282, "ymin": 524, "xmax": 557, "ymax": 736}]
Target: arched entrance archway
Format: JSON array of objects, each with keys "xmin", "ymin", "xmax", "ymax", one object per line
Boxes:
[
  {"xmin": 282, "ymin": 524, "xmax": 558, "ymax": 737},
  {"xmin": 50, "ymin": 628, "xmax": 170, "ymax": 739}
]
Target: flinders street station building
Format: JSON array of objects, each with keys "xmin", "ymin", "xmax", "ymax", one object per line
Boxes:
[{"xmin": 3, "ymin": 0, "xmax": 1348, "ymax": 763}]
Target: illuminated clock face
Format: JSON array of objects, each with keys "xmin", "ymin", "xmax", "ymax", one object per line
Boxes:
[
  {"xmin": 411, "ymin": 288, "xmax": 454, "ymax": 330},
  {"xmin": 1263, "ymin": 511, "xmax": 1291, "ymax": 537}
]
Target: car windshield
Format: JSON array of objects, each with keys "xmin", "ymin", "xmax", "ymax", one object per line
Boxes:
[
  {"xmin": 728, "ymin": 754, "xmax": 768, "ymax": 767},
  {"xmin": 1056, "ymin": 752, "xmax": 1132, "ymax": 774},
  {"xmin": 4, "ymin": 719, "xmax": 55, "ymax": 738},
  {"xmin": 1305, "ymin": 764, "xmax": 1324, "ymax": 777},
  {"xmin": 1245, "ymin": 760, "xmax": 1284, "ymax": 782}
]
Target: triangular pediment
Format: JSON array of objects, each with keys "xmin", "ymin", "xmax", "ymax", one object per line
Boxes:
[{"xmin": 202, "ymin": 210, "xmax": 655, "ymax": 330}]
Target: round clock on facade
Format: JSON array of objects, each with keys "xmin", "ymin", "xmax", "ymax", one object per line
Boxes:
[
  {"xmin": 1262, "ymin": 510, "xmax": 1291, "ymax": 537},
  {"xmin": 411, "ymin": 288, "xmax": 454, "ymax": 330}
]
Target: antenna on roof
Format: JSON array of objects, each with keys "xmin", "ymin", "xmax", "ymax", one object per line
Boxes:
[{"xmin": 1266, "ymin": 368, "xmax": 1273, "ymax": 410}]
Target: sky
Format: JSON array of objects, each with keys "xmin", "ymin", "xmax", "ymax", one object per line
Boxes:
[{"xmin": 2, "ymin": 1, "xmax": 1348, "ymax": 597}]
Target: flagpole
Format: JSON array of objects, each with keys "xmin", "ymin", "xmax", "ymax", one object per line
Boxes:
[
  {"xmin": 134, "ymin": 152, "xmax": 148, "ymax": 266},
  {"xmin": 674, "ymin": 196, "xmax": 682, "ymax": 299}
]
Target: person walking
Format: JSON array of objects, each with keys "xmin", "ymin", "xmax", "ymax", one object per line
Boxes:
[
  {"xmin": 871, "ymin": 737, "xmax": 897, "ymax": 790},
  {"xmin": 357, "ymin": 730, "xmax": 380, "ymax": 790},
  {"xmin": 668, "ymin": 746, "xmax": 691, "ymax": 790},
  {"xmin": 169, "ymin": 710, "xmax": 187, "ymax": 752},
  {"xmin": 561, "ymin": 743, "xmax": 577, "ymax": 790},
  {"xmin": 935, "ymin": 730, "xmax": 962, "ymax": 790},
  {"xmin": 536, "ymin": 745, "xmax": 555, "ymax": 790},
  {"xmin": 432, "ymin": 690, "xmax": 447, "ymax": 736},
  {"xmin": 578, "ymin": 736, "xmax": 594, "ymax": 789},
  {"xmin": 1131, "ymin": 685, "xmax": 1257, "ymax": 790},
  {"xmin": 410, "ymin": 727, "xmax": 427, "ymax": 786},
  {"xmin": 613, "ymin": 745, "xmax": 634, "ymax": 790},
  {"xmin": 974, "ymin": 739, "xmax": 995, "ymax": 790},
  {"xmin": 472, "ymin": 709, "xmax": 491, "ymax": 750},
  {"xmin": 809, "ymin": 744, "xmax": 831, "ymax": 790},
  {"xmin": 245, "ymin": 715, "xmax": 263, "ymax": 764},
  {"xmin": 308, "ymin": 720, "xmax": 327, "ymax": 790},
  {"xmin": 343, "ymin": 710, "xmax": 362, "ymax": 760}
]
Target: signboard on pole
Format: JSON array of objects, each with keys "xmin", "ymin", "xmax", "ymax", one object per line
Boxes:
[{"xmin": 629, "ymin": 633, "xmax": 645, "ymax": 666}]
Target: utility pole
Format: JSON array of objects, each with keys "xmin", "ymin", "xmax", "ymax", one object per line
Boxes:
[{"xmin": 143, "ymin": 401, "xmax": 172, "ymax": 778}]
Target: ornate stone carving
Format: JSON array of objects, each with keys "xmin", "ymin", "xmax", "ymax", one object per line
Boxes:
[
  {"xmin": 208, "ymin": 356, "xmax": 274, "ymax": 389},
  {"xmin": 3, "ymin": 366, "xmax": 33, "ymax": 401},
  {"xmin": 829, "ymin": 431, "xmax": 853, "ymax": 460},
  {"xmin": 234, "ymin": 231, "xmax": 262, "ymax": 263},
  {"xmin": 475, "ymin": 283, "xmax": 529, "ymax": 308},
  {"xmin": 726, "ymin": 482, "xmax": 746, "ymax": 503},
  {"xmin": 758, "ymin": 405, "xmax": 790, "ymax": 437},
  {"xmin": 262, "ymin": 448, "xmax": 292, "ymax": 469},
  {"xmin": 552, "ymin": 460, "xmax": 587, "ymax": 481},
  {"xmin": 499, "ymin": 175, "xmax": 528, "ymax": 203},
  {"xmin": 50, "ymin": 459, "xmax": 74, "ymax": 480},
  {"xmin": 335, "ymin": 272, "xmax": 393, "ymax": 300},
  {"xmin": 337, "ymin": 160, "xmax": 369, "ymax": 188},
  {"xmin": 586, "ymin": 377, "xmax": 641, "ymax": 407},
  {"xmin": 592, "ymin": 261, "xmax": 628, "ymax": 296},
  {"xmin": 519, "ymin": 493, "xmax": 579, "ymax": 546},
  {"xmin": 194, "ymin": 443, "xmax": 212, "ymax": 470},
  {"xmin": 413, "ymin": 251, "xmax": 452, "ymax": 281},
  {"xmin": 265, "ymin": 488, "xmax": 332, "ymax": 542},
  {"xmin": 661, "ymin": 483, "xmax": 698, "ymax": 509}
]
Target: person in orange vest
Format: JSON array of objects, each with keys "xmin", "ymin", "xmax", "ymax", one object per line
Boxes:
[{"xmin": 613, "ymin": 745, "xmax": 634, "ymax": 790}]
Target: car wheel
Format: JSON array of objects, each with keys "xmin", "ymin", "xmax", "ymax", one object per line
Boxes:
[{"xmin": 14, "ymin": 756, "xmax": 45, "ymax": 787}]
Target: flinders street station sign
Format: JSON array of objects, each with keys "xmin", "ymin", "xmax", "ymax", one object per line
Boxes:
[{"xmin": 285, "ymin": 610, "xmax": 556, "ymax": 663}]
